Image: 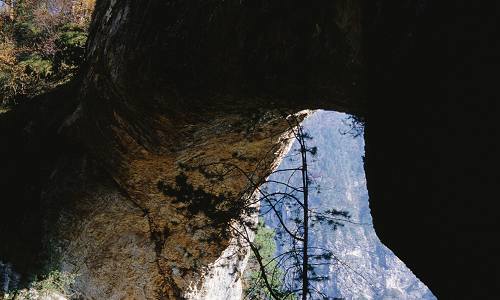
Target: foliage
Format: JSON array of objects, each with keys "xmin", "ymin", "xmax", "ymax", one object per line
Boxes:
[
  {"xmin": 19, "ymin": 54, "xmax": 53, "ymax": 77},
  {"xmin": 0, "ymin": 0, "xmax": 95, "ymax": 108},
  {"xmin": 244, "ymin": 219, "xmax": 295, "ymax": 300},
  {"xmin": 5, "ymin": 270, "xmax": 77, "ymax": 300},
  {"xmin": 53, "ymin": 23, "xmax": 88, "ymax": 74}
]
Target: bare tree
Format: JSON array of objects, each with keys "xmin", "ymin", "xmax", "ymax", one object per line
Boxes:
[
  {"xmin": 157, "ymin": 112, "xmax": 357, "ymax": 299},
  {"xmin": 246, "ymin": 114, "xmax": 352, "ymax": 300}
]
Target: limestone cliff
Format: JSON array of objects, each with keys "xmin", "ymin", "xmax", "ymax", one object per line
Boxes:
[
  {"xmin": 5, "ymin": 0, "xmax": 494, "ymax": 299},
  {"xmin": 1, "ymin": 92, "xmax": 311, "ymax": 299},
  {"xmin": 27, "ymin": 0, "xmax": 362, "ymax": 298},
  {"xmin": 55, "ymin": 109, "xmax": 310, "ymax": 299},
  {"xmin": 1, "ymin": 0, "xmax": 364, "ymax": 297}
]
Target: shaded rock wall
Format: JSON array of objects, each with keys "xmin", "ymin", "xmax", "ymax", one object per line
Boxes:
[
  {"xmin": 45, "ymin": 0, "xmax": 364, "ymax": 297},
  {"xmin": 1, "ymin": 98, "xmax": 308, "ymax": 298},
  {"xmin": 53, "ymin": 109, "xmax": 307, "ymax": 298},
  {"xmin": 1, "ymin": 0, "xmax": 496, "ymax": 299},
  {"xmin": 363, "ymin": 1, "xmax": 499, "ymax": 298},
  {"xmin": 2, "ymin": 0, "xmax": 364, "ymax": 294},
  {"xmin": 0, "ymin": 84, "xmax": 80, "ymax": 276}
]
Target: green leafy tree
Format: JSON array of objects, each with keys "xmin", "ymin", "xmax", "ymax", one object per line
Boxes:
[{"xmin": 244, "ymin": 219, "xmax": 296, "ymax": 300}]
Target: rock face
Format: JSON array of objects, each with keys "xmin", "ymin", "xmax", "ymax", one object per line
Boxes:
[
  {"xmin": 1, "ymin": 0, "xmax": 496, "ymax": 299},
  {"xmin": 33, "ymin": 0, "xmax": 362, "ymax": 298},
  {"xmin": 1, "ymin": 93, "xmax": 309, "ymax": 299},
  {"xmin": 52, "ymin": 108, "xmax": 307, "ymax": 299},
  {"xmin": 1, "ymin": 0, "xmax": 365, "ymax": 296},
  {"xmin": 82, "ymin": 0, "xmax": 363, "ymax": 112},
  {"xmin": 362, "ymin": 2, "xmax": 499, "ymax": 299}
]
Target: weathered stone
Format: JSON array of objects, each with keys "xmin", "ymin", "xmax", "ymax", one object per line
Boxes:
[{"xmin": 3, "ymin": 0, "xmax": 495, "ymax": 299}]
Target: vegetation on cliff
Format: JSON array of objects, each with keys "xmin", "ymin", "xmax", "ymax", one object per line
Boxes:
[
  {"xmin": 0, "ymin": 0, "xmax": 94, "ymax": 108},
  {"xmin": 251, "ymin": 119, "xmax": 352, "ymax": 300},
  {"xmin": 3, "ymin": 270, "xmax": 76, "ymax": 299},
  {"xmin": 244, "ymin": 219, "xmax": 291, "ymax": 300}
]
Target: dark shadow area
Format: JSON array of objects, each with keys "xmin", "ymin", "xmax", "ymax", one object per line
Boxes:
[
  {"xmin": 0, "ymin": 83, "xmax": 79, "ymax": 278},
  {"xmin": 363, "ymin": 1, "xmax": 498, "ymax": 298},
  {"xmin": 0, "ymin": 1, "xmax": 497, "ymax": 299}
]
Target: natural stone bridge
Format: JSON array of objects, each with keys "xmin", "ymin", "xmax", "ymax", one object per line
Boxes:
[{"xmin": 0, "ymin": 0, "xmax": 496, "ymax": 299}]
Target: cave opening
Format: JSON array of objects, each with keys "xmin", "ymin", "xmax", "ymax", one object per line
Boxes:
[{"xmin": 247, "ymin": 110, "xmax": 436, "ymax": 299}]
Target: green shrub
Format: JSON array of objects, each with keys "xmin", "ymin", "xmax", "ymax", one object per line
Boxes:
[
  {"xmin": 6, "ymin": 270, "xmax": 78, "ymax": 300},
  {"xmin": 53, "ymin": 24, "xmax": 88, "ymax": 74},
  {"xmin": 19, "ymin": 54, "xmax": 53, "ymax": 78},
  {"xmin": 244, "ymin": 219, "xmax": 296, "ymax": 300}
]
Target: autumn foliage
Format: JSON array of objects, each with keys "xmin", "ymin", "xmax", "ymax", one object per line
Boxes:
[{"xmin": 0, "ymin": 0, "xmax": 95, "ymax": 107}]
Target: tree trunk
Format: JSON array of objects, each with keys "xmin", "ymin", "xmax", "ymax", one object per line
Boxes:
[{"xmin": 301, "ymin": 134, "xmax": 309, "ymax": 300}]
